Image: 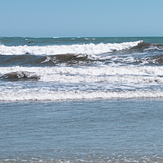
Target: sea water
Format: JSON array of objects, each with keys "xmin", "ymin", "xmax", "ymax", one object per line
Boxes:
[{"xmin": 1, "ymin": 37, "xmax": 163, "ymax": 162}]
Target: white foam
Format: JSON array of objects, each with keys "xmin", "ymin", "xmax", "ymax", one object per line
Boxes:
[
  {"xmin": 40, "ymin": 74, "xmax": 163, "ymax": 84},
  {"xmin": 0, "ymin": 41, "xmax": 142, "ymax": 55},
  {"xmin": 0, "ymin": 66, "xmax": 163, "ymax": 77},
  {"xmin": 0, "ymin": 65, "xmax": 163, "ymax": 101},
  {"xmin": 0, "ymin": 90, "xmax": 163, "ymax": 101},
  {"xmin": 0, "ymin": 66, "xmax": 163, "ymax": 93}
]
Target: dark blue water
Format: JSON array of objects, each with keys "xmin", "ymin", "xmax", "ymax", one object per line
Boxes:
[
  {"xmin": 1, "ymin": 99, "xmax": 163, "ymax": 162},
  {"xmin": 1, "ymin": 37, "xmax": 163, "ymax": 46}
]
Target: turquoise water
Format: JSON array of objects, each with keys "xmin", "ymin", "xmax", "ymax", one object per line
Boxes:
[{"xmin": 1, "ymin": 37, "xmax": 163, "ymax": 46}]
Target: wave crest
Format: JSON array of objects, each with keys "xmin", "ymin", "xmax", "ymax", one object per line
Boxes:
[
  {"xmin": 1, "ymin": 71, "xmax": 40, "ymax": 81},
  {"xmin": 0, "ymin": 41, "xmax": 142, "ymax": 55}
]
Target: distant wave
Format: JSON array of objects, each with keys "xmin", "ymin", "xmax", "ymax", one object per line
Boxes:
[
  {"xmin": 1, "ymin": 53, "xmax": 163, "ymax": 66},
  {"xmin": 0, "ymin": 41, "xmax": 142, "ymax": 55}
]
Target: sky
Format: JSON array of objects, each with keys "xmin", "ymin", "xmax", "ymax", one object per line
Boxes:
[{"xmin": 0, "ymin": 0, "xmax": 163, "ymax": 37}]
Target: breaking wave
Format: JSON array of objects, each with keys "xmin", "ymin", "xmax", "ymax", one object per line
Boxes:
[
  {"xmin": 1, "ymin": 53, "xmax": 163, "ymax": 67},
  {"xmin": 1, "ymin": 90, "xmax": 163, "ymax": 101},
  {"xmin": 0, "ymin": 41, "xmax": 142, "ymax": 55},
  {"xmin": 1, "ymin": 41, "xmax": 163, "ymax": 67},
  {"xmin": 0, "ymin": 66, "xmax": 163, "ymax": 101},
  {"xmin": 1, "ymin": 71, "xmax": 40, "ymax": 81}
]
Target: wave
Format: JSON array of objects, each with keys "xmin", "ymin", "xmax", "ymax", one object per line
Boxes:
[
  {"xmin": 0, "ymin": 66, "xmax": 163, "ymax": 76},
  {"xmin": 2, "ymin": 53, "xmax": 163, "ymax": 67},
  {"xmin": 1, "ymin": 41, "xmax": 163, "ymax": 67},
  {"xmin": 133, "ymin": 54, "xmax": 163, "ymax": 65},
  {"xmin": 0, "ymin": 54, "xmax": 97, "ymax": 66},
  {"xmin": 1, "ymin": 66, "xmax": 163, "ymax": 83},
  {"xmin": 40, "ymin": 54, "xmax": 94, "ymax": 66},
  {"xmin": 0, "ymin": 41, "xmax": 142, "ymax": 55},
  {"xmin": 1, "ymin": 71, "xmax": 40, "ymax": 81},
  {"xmin": 153, "ymin": 54, "xmax": 163, "ymax": 64},
  {"xmin": 1, "ymin": 90, "xmax": 163, "ymax": 101},
  {"xmin": 1, "ymin": 70, "xmax": 162, "ymax": 84},
  {"xmin": 0, "ymin": 66, "xmax": 163, "ymax": 101}
]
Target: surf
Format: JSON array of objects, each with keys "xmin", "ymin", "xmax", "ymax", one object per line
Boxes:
[{"xmin": 0, "ymin": 41, "xmax": 142, "ymax": 55}]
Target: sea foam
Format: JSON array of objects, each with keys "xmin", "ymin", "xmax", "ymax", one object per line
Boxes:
[
  {"xmin": 0, "ymin": 66, "xmax": 163, "ymax": 77},
  {"xmin": 0, "ymin": 66, "xmax": 163, "ymax": 102},
  {"xmin": 0, "ymin": 41, "xmax": 142, "ymax": 55},
  {"xmin": 0, "ymin": 90, "xmax": 163, "ymax": 101}
]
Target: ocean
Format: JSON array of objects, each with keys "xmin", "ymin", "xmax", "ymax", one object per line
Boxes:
[{"xmin": 1, "ymin": 37, "xmax": 163, "ymax": 162}]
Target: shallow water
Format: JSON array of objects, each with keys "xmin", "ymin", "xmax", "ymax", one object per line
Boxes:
[{"xmin": 1, "ymin": 99, "xmax": 163, "ymax": 162}]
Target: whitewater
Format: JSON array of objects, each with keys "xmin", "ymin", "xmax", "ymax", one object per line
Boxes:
[
  {"xmin": 2, "ymin": 37, "xmax": 163, "ymax": 163},
  {"xmin": 0, "ymin": 38, "xmax": 163, "ymax": 101},
  {"xmin": 0, "ymin": 40, "xmax": 142, "ymax": 55}
]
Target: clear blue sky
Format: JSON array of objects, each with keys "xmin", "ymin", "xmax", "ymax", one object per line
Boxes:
[{"xmin": 0, "ymin": 0, "xmax": 163, "ymax": 37}]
